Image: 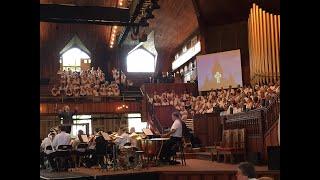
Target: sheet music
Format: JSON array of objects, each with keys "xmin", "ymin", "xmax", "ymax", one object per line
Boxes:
[
  {"xmin": 142, "ymin": 128, "xmax": 153, "ymax": 136},
  {"xmin": 81, "ymin": 135, "xmax": 89, "ymax": 143},
  {"xmin": 102, "ymin": 132, "xmax": 112, "ymax": 141}
]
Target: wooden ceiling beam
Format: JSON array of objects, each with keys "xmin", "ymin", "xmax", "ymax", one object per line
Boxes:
[{"xmin": 40, "ymin": 4, "xmax": 131, "ymax": 26}]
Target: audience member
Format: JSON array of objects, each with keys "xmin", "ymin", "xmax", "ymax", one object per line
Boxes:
[
  {"xmin": 51, "ymin": 67, "xmax": 123, "ymax": 97},
  {"xmin": 148, "ymin": 82, "xmax": 280, "ymax": 117}
]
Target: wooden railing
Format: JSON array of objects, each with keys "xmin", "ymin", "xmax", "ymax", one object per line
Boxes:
[
  {"xmin": 40, "ymin": 101, "xmax": 142, "ymax": 115},
  {"xmin": 263, "ymin": 96, "xmax": 280, "ymax": 131},
  {"xmin": 220, "ymin": 95, "xmax": 280, "ymax": 162},
  {"xmin": 40, "ymin": 90, "xmax": 143, "ymax": 103},
  {"xmin": 222, "ymin": 95, "xmax": 280, "ymax": 135},
  {"xmin": 141, "ymin": 83, "xmax": 199, "ymax": 96},
  {"xmin": 193, "ymin": 113, "xmax": 222, "ymax": 146}
]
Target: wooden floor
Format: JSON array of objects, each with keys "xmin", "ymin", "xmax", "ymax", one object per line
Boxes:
[{"xmin": 40, "ymin": 159, "xmax": 279, "ymax": 180}]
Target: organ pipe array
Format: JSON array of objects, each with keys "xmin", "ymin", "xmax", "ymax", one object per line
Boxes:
[{"xmin": 248, "ymin": 3, "xmax": 280, "ymax": 84}]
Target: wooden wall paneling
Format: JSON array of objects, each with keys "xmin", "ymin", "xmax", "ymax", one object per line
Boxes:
[
  {"xmin": 159, "ymin": 174, "xmax": 175, "ymax": 180},
  {"xmin": 40, "ymin": 101, "xmax": 142, "ymax": 115},
  {"xmin": 203, "ymin": 175, "xmax": 214, "ymax": 180},
  {"xmin": 190, "ymin": 175, "xmax": 201, "ymax": 180},
  {"xmin": 177, "ymin": 175, "xmax": 189, "ymax": 180},
  {"xmin": 207, "ymin": 116, "xmax": 214, "ymax": 145},
  {"xmin": 217, "ymin": 174, "xmax": 230, "ymax": 180}
]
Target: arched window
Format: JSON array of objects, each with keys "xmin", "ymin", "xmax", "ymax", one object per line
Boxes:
[
  {"xmin": 59, "ymin": 35, "xmax": 91, "ymax": 72},
  {"xmin": 127, "ymin": 48, "xmax": 155, "ymax": 72},
  {"xmin": 61, "ymin": 47, "xmax": 90, "ymax": 72}
]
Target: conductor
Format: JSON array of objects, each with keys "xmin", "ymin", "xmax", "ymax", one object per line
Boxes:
[{"xmin": 58, "ymin": 105, "xmax": 78, "ymax": 125}]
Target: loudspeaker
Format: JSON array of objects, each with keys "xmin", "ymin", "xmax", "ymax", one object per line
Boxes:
[{"xmin": 267, "ymin": 146, "xmax": 280, "ymax": 170}]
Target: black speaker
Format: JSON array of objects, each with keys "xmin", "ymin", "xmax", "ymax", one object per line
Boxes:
[{"xmin": 267, "ymin": 146, "xmax": 280, "ymax": 170}]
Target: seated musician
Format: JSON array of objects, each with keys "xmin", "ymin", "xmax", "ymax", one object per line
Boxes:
[
  {"xmin": 159, "ymin": 111, "xmax": 183, "ymax": 163},
  {"xmin": 114, "ymin": 127, "xmax": 130, "ymax": 148},
  {"xmin": 129, "ymin": 127, "xmax": 138, "ymax": 148},
  {"xmin": 71, "ymin": 130, "xmax": 85, "ymax": 150},
  {"xmin": 40, "ymin": 129, "xmax": 57, "ymax": 170},
  {"xmin": 95, "ymin": 130, "xmax": 108, "ymax": 168},
  {"xmin": 51, "ymin": 125, "xmax": 71, "ymax": 150},
  {"xmin": 41, "ymin": 129, "xmax": 57, "ymax": 154},
  {"xmin": 46, "ymin": 125, "xmax": 71, "ymax": 171}
]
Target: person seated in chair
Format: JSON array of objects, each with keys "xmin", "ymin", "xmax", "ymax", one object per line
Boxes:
[
  {"xmin": 71, "ymin": 130, "xmax": 85, "ymax": 150},
  {"xmin": 159, "ymin": 111, "xmax": 183, "ymax": 164},
  {"xmin": 236, "ymin": 162, "xmax": 258, "ymax": 180},
  {"xmin": 41, "ymin": 129, "xmax": 57, "ymax": 154},
  {"xmin": 95, "ymin": 130, "xmax": 108, "ymax": 168},
  {"xmin": 114, "ymin": 127, "xmax": 130, "ymax": 148},
  {"xmin": 48, "ymin": 126, "xmax": 71, "ymax": 171},
  {"xmin": 40, "ymin": 129, "xmax": 56, "ymax": 169},
  {"xmin": 52, "ymin": 125, "xmax": 71, "ymax": 150}
]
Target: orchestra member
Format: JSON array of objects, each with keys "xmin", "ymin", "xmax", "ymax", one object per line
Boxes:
[
  {"xmin": 41, "ymin": 129, "xmax": 56, "ymax": 154},
  {"xmin": 129, "ymin": 127, "xmax": 138, "ymax": 148},
  {"xmin": 95, "ymin": 130, "xmax": 108, "ymax": 168},
  {"xmin": 114, "ymin": 127, "xmax": 130, "ymax": 148},
  {"xmin": 71, "ymin": 130, "xmax": 85, "ymax": 149},
  {"xmin": 159, "ymin": 111, "xmax": 183, "ymax": 163},
  {"xmin": 40, "ymin": 129, "xmax": 57, "ymax": 170},
  {"xmin": 51, "ymin": 125, "xmax": 71, "ymax": 150}
]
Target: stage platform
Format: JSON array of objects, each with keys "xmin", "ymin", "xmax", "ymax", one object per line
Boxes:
[{"xmin": 40, "ymin": 159, "xmax": 280, "ymax": 180}]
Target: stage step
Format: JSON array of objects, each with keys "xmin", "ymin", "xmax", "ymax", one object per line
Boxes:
[{"xmin": 177, "ymin": 152, "xmax": 213, "ymax": 161}]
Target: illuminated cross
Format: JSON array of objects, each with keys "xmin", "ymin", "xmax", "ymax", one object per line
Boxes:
[{"xmin": 214, "ymin": 72, "xmax": 222, "ymax": 84}]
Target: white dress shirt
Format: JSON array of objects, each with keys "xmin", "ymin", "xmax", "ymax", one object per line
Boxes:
[
  {"xmin": 52, "ymin": 131, "xmax": 71, "ymax": 150},
  {"xmin": 114, "ymin": 133, "xmax": 130, "ymax": 148},
  {"xmin": 41, "ymin": 137, "xmax": 54, "ymax": 154},
  {"xmin": 171, "ymin": 119, "xmax": 182, "ymax": 138}
]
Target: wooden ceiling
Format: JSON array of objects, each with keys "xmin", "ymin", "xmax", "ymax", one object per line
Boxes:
[
  {"xmin": 40, "ymin": 0, "xmax": 118, "ymax": 47},
  {"xmin": 196, "ymin": 0, "xmax": 250, "ymax": 26},
  {"xmin": 122, "ymin": 0, "xmax": 199, "ymax": 72},
  {"xmin": 40, "ymin": 0, "xmax": 279, "ymax": 74},
  {"xmin": 40, "ymin": 0, "xmax": 117, "ymax": 7}
]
